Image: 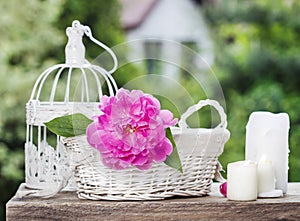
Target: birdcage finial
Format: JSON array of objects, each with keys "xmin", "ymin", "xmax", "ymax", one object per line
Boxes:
[
  {"xmin": 64, "ymin": 20, "xmax": 118, "ymax": 73},
  {"xmin": 65, "ymin": 20, "xmax": 86, "ymax": 66}
]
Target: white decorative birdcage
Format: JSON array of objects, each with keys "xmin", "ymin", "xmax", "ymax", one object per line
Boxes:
[{"xmin": 24, "ymin": 21, "xmax": 118, "ymax": 197}]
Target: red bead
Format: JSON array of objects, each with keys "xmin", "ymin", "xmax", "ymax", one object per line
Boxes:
[{"xmin": 220, "ymin": 182, "xmax": 227, "ymax": 197}]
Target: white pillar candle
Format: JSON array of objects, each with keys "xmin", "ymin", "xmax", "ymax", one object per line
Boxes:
[
  {"xmin": 245, "ymin": 112, "xmax": 290, "ymax": 193},
  {"xmin": 257, "ymin": 157, "xmax": 275, "ymax": 194},
  {"xmin": 227, "ymin": 160, "xmax": 257, "ymax": 201}
]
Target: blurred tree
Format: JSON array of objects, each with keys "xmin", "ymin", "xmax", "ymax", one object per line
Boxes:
[
  {"xmin": 204, "ymin": 0, "xmax": 300, "ymax": 93},
  {"xmin": 0, "ymin": 0, "xmax": 65, "ymax": 219},
  {"xmin": 0, "ymin": 0, "xmax": 126, "ymax": 219},
  {"xmin": 203, "ymin": 0, "xmax": 300, "ymax": 181}
]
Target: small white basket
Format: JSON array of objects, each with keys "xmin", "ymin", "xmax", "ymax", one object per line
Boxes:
[{"xmin": 66, "ymin": 99, "xmax": 230, "ymax": 200}]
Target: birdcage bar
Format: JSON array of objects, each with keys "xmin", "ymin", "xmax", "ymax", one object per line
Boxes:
[
  {"xmin": 65, "ymin": 67, "xmax": 73, "ymax": 103},
  {"xmin": 92, "ymin": 65, "xmax": 119, "ymax": 95},
  {"xmin": 88, "ymin": 68, "xmax": 103, "ymax": 99},
  {"xmin": 49, "ymin": 66, "xmax": 66, "ymax": 104}
]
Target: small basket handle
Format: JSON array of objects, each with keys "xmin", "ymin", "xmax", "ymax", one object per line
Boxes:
[{"xmin": 178, "ymin": 99, "xmax": 227, "ymax": 129}]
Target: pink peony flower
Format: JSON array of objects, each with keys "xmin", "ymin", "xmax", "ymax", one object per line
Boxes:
[{"xmin": 86, "ymin": 88, "xmax": 178, "ymax": 170}]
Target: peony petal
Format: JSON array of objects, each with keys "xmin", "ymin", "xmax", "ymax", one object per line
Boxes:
[
  {"xmin": 163, "ymin": 138, "xmax": 173, "ymax": 155},
  {"xmin": 86, "ymin": 121, "xmax": 97, "ymax": 136},
  {"xmin": 86, "ymin": 123, "xmax": 104, "ymax": 146},
  {"xmin": 151, "ymin": 147, "xmax": 167, "ymax": 162},
  {"xmin": 119, "ymin": 154, "xmax": 135, "ymax": 163},
  {"xmin": 99, "ymin": 96, "xmax": 115, "ymax": 114},
  {"xmin": 132, "ymin": 154, "xmax": 148, "ymax": 166},
  {"xmin": 159, "ymin": 110, "xmax": 178, "ymax": 127},
  {"xmin": 116, "ymin": 158, "xmax": 131, "ymax": 169},
  {"xmin": 135, "ymin": 160, "xmax": 152, "ymax": 170},
  {"xmin": 151, "ymin": 139, "xmax": 173, "ymax": 162}
]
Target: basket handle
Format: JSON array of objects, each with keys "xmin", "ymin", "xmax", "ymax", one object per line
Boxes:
[{"xmin": 178, "ymin": 99, "xmax": 227, "ymax": 129}]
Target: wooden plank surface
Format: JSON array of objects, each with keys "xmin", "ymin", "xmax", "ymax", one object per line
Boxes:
[{"xmin": 6, "ymin": 183, "xmax": 300, "ymax": 221}]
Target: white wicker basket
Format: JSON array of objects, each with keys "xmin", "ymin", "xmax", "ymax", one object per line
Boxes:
[{"xmin": 65, "ymin": 99, "xmax": 230, "ymax": 200}]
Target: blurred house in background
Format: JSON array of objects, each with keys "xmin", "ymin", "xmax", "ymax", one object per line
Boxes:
[{"xmin": 119, "ymin": 0, "xmax": 213, "ymax": 77}]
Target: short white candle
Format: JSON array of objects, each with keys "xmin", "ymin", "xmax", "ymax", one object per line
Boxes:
[
  {"xmin": 227, "ymin": 160, "xmax": 257, "ymax": 201},
  {"xmin": 245, "ymin": 112, "xmax": 290, "ymax": 193},
  {"xmin": 257, "ymin": 157, "xmax": 275, "ymax": 194}
]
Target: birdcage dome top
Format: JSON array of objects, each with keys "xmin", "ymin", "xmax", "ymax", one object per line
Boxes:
[{"xmin": 29, "ymin": 20, "xmax": 118, "ymax": 105}]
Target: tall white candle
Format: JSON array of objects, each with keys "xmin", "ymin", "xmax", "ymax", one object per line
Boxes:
[
  {"xmin": 245, "ymin": 112, "xmax": 290, "ymax": 193},
  {"xmin": 257, "ymin": 157, "xmax": 275, "ymax": 194},
  {"xmin": 227, "ymin": 160, "xmax": 257, "ymax": 201}
]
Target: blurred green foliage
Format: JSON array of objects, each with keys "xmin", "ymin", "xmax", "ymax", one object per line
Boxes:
[
  {"xmin": 0, "ymin": 0, "xmax": 124, "ymax": 219},
  {"xmin": 202, "ymin": 0, "xmax": 300, "ymax": 181},
  {"xmin": 0, "ymin": 0, "xmax": 64, "ymax": 219}
]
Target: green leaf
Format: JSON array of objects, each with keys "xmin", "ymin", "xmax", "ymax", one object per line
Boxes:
[
  {"xmin": 164, "ymin": 127, "xmax": 183, "ymax": 173},
  {"xmin": 44, "ymin": 113, "xmax": 93, "ymax": 137}
]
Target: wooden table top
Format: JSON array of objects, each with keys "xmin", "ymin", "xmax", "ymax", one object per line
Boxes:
[{"xmin": 6, "ymin": 183, "xmax": 300, "ymax": 221}]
